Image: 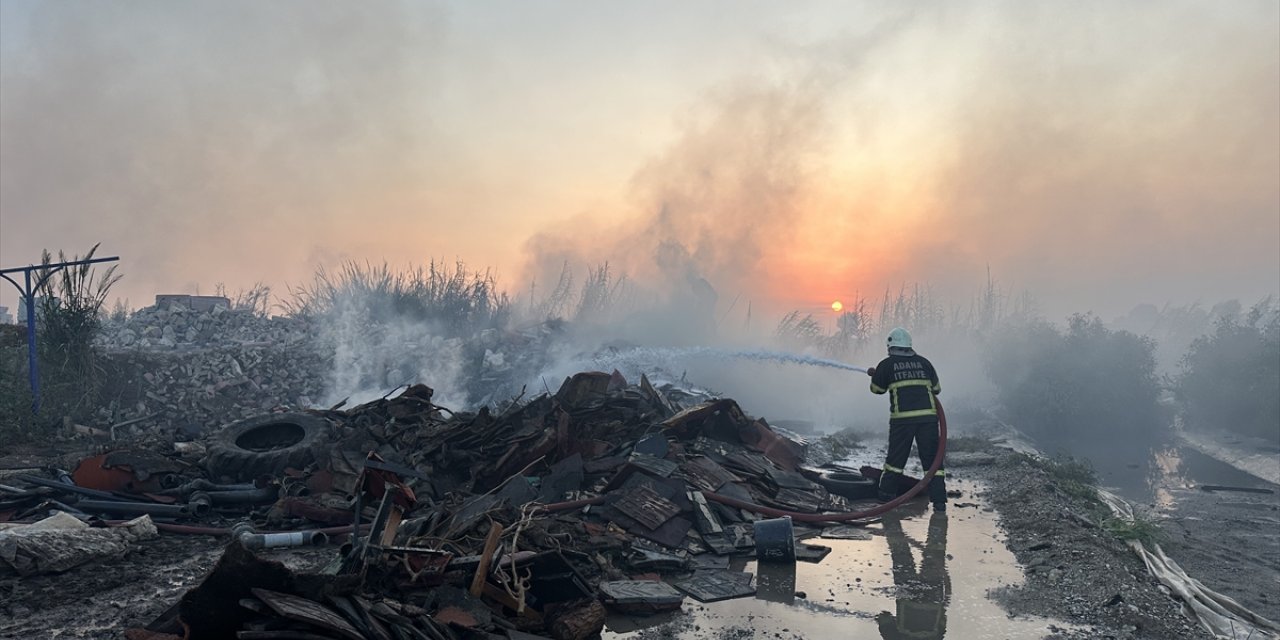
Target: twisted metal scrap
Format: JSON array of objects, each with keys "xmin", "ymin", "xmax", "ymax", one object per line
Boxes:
[{"xmin": 493, "ymin": 503, "xmax": 540, "ymax": 613}]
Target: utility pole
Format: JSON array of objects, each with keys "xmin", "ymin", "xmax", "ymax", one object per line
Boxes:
[{"xmin": 0, "ymin": 255, "xmax": 120, "ymax": 414}]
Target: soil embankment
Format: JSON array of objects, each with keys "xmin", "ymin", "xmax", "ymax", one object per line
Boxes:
[{"xmin": 965, "ymin": 443, "xmax": 1277, "ymax": 639}]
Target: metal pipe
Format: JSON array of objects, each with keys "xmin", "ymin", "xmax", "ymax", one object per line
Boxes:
[
  {"xmin": 231, "ymin": 523, "xmax": 329, "ymax": 548},
  {"xmin": 188, "ymin": 492, "xmax": 213, "ymax": 517},
  {"xmin": 167, "ymin": 479, "xmax": 257, "ymax": 496},
  {"xmin": 17, "ymin": 474, "xmax": 124, "ymax": 501},
  {"xmin": 204, "ymin": 486, "xmax": 278, "ymax": 505},
  {"xmin": 76, "ymin": 499, "xmax": 191, "ymax": 518}
]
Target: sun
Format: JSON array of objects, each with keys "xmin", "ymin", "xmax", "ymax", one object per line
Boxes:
[{"xmin": 831, "ymin": 300, "xmax": 843, "ymax": 312}]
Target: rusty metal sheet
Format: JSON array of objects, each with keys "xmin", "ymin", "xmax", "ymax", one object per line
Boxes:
[
  {"xmin": 610, "ymin": 510, "xmax": 693, "ymax": 548},
  {"xmin": 819, "ymin": 525, "xmax": 873, "ymax": 540},
  {"xmin": 613, "ymin": 485, "xmax": 678, "ymax": 531},
  {"xmin": 689, "ymin": 490, "xmax": 723, "ymax": 535},
  {"xmin": 598, "ymin": 580, "xmax": 685, "ymax": 611},
  {"xmin": 672, "ymin": 570, "xmax": 756, "ymax": 603},
  {"xmin": 722, "ymin": 450, "xmax": 771, "ymax": 477},
  {"xmin": 679, "ymin": 457, "xmax": 740, "ymax": 493},
  {"xmin": 795, "ymin": 542, "xmax": 832, "ymax": 563},
  {"xmin": 689, "ymin": 554, "xmax": 731, "ymax": 570},
  {"xmin": 442, "ymin": 494, "xmax": 502, "ymax": 538},
  {"xmin": 625, "ymin": 455, "xmax": 678, "ymax": 479},
  {"xmin": 766, "ymin": 467, "xmax": 817, "ymax": 490},
  {"xmin": 770, "ymin": 488, "xmax": 825, "ymax": 514},
  {"xmin": 250, "ymin": 589, "xmax": 363, "ymax": 640},
  {"xmin": 72, "ymin": 451, "xmax": 182, "ymax": 494},
  {"xmin": 700, "ymin": 532, "xmax": 737, "ymax": 556},
  {"xmin": 555, "ymin": 371, "xmax": 612, "ymax": 408},
  {"xmin": 710, "ymin": 482, "xmax": 755, "ymax": 506},
  {"xmin": 725, "ymin": 522, "xmax": 755, "ymax": 550},
  {"xmin": 738, "ymin": 419, "xmax": 805, "ymax": 472},
  {"xmin": 536, "ymin": 453, "xmax": 584, "ymax": 503},
  {"xmin": 434, "ymin": 606, "xmax": 478, "ymax": 629}
]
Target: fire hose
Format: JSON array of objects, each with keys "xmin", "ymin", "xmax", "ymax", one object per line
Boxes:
[{"xmin": 541, "ymin": 399, "xmax": 948, "ymax": 524}]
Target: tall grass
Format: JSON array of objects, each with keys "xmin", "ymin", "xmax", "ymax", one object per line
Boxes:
[
  {"xmin": 283, "ymin": 260, "xmax": 510, "ymax": 336},
  {"xmin": 525, "ymin": 261, "xmax": 638, "ymax": 326},
  {"xmin": 772, "ymin": 273, "xmax": 1036, "ymax": 358},
  {"xmin": 0, "ymin": 244, "xmax": 121, "ymax": 440}
]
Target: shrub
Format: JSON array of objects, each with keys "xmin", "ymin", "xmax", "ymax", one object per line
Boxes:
[
  {"xmin": 983, "ymin": 314, "xmax": 1167, "ymax": 446},
  {"xmin": 0, "ymin": 244, "xmax": 120, "ymax": 441},
  {"xmin": 1174, "ymin": 298, "xmax": 1280, "ymax": 441}
]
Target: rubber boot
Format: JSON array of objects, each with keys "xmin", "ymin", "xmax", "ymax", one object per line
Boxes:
[
  {"xmin": 928, "ymin": 475, "xmax": 947, "ymax": 510},
  {"xmin": 877, "ymin": 471, "xmax": 901, "ymax": 503}
]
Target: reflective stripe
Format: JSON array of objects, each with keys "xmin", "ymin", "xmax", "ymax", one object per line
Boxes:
[
  {"xmin": 888, "ymin": 378, "xmax": 937, "ymax": 419},
  {"xmin": 883, "ymin": 463, "xmax": 905, "ymax": 474},
  {"xmin": 870, "ymin": 381, "xmax": 887, "ymax": 394},
  {"xmin": 932, "ymin": 383, "xmax": 941, "ymax": 394},
  {"xmin": 894, "ymin": 408, "xmax": 938, "ymax": 419},
  {"xmin": 933, "ymin": 469, "xmax": 946, "ymax": 477}
]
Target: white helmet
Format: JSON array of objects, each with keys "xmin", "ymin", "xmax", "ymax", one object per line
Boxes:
[{"xmin": 887, "ymin": 327, "xmax": 912, "ymax": 349}]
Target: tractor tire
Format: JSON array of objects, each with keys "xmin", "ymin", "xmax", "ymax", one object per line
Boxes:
[
  {"xmin": 204, "ymin": 413, "xmax": 330, "ymax": 482},
  {"xmin": 816, "ymin": 470, "xmax": 879, "ymax": 500}
]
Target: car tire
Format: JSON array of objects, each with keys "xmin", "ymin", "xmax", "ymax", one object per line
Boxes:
[
  {"xmin": 204, "ymin": 413, "xmax": 330, "ymax": 482},
  {"xmin": 816, "ymin": 470, "xmax": 879, "ymax": 500}
]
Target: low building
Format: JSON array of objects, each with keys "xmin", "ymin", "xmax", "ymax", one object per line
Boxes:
[{"xmin": 155, "ymin": 294, "xmax": 231, "ymax": 312}]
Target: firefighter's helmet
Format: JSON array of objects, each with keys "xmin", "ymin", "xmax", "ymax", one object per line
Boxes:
[{"xmin": 887, "ymin": 327, "xmax": 913, "ymax": 349}]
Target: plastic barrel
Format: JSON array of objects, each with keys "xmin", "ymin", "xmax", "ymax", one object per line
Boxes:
[{"xmin": 754, "ymin": 516, "xmax": 796, "ymax": 563}]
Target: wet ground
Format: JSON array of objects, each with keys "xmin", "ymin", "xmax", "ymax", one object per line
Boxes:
[{"xmin": 603, "ymin": 475, "xmax": 1081, "ymax": 639}]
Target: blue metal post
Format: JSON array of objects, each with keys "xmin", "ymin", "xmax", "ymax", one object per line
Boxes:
[
  {"xmin": 2, "ymin": 254, "xmax": 119, "ymax": 415},
  {"xmin": 24, "ymin": 271, "xmax": 39, "ymax": 414}
]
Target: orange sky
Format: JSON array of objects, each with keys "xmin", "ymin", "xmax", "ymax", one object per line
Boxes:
[{"xmin": 1, "ymin": 1, "xmax": 1277, "ymax": 321}]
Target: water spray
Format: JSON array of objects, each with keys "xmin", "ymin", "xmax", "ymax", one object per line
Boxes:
[{"xmin": 583, "ymin": 346, "xmax": 869, "ymax": 374}]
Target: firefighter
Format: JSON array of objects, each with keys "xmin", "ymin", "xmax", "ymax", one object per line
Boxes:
[
  {"xmin": 866, "ymin": 327, "xmax": 947, "ymax": 510},
  {"xmin": 876, "ymin": 509, "xmax": 950, "ymax": 639}
]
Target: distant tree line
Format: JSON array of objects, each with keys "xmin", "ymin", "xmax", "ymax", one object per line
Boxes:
[{"xmin": 982, "ymin": 298, "xmax": 1279, "ymax": 445}]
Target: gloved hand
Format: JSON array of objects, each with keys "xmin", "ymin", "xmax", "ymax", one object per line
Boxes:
[{"xmin": 866, "ymin": 367, "xmax": 875, "ymax": 377}]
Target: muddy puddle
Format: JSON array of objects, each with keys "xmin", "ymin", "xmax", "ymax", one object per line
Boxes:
[{"xmin": 603, "ymin": 476, "xmax": 1081, "ymax": 639}]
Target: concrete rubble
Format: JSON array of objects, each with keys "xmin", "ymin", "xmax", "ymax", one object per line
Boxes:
[{"xmin": 0, "ymin": 370, "xmax": 898, "ymax": 640}]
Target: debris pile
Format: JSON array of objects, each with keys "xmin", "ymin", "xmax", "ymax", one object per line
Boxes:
[
  {"xmin": 91, "ymin": 347, "xmax": 327, "ymax": 437},
  {"xmin": 1, "ymin": 370, "xmax": 891, "ymax": 639},
  {"xmin": 97, "ymin": 304, "xmax": 311, "ymax": 351}
]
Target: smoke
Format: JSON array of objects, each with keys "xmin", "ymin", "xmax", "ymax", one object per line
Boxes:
[
  {"xmin": 320, "ymin": 311, "xmax": 470, "ymax": 409},
  {"xmin": 0, "ymin": 0, "xmax": 443, "ymax": 306},
  {"xmin": 922, "ymin": 2, "xmax": 1280, "ymax": 315},
  {"xmin": 520, "ymin": 78, "xmax": 828, "ymax": 344}
]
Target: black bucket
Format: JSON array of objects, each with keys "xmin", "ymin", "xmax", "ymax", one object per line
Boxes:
[{"xmin": 754, "ymin": 516, "xmax": 796, "ymax": 563}]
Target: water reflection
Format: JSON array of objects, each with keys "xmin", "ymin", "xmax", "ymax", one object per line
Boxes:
[
  {"xmin": 756, "ymin": 561, "xmax": 797, "ymax": 605},
  {"xmin": 877, "ymin": 510, "xmax": 950, "ymax": 640}
]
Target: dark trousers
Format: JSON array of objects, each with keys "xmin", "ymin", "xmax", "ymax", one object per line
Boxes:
[{"xmin": 879, "ymin": 420, "xmax": 947, "ymax": 504}]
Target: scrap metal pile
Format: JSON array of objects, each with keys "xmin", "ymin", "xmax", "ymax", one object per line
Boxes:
[{"xmin": 0, "ymin": 371, "xmax": 886, "ymax": 639}]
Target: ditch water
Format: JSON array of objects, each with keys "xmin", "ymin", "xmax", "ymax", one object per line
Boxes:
[{"xmin": 1029, "ymin": 434, "xmax": 1279, "ymax": 510}]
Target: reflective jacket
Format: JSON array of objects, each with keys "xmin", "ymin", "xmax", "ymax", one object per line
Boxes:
[{"xmin": 870, "ymin": 353, "xmax": 941, "ymax": 425}]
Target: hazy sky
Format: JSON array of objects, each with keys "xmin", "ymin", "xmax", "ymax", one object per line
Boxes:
[{"xmin": 1, "ymin": 1, "xmax": 1276, "ymax": 320}]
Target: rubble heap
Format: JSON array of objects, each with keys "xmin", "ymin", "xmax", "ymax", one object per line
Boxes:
[
  {"xmin": 97, "ymin": 304, "xmax": 312, "ymax": 351},
  {"xmin": 1, "ymin": 370, "xmax": 893, "ymax": 640},
  {"xmin": 98, "ymin": 346, "xmax": 327, "ymax": 434}
]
